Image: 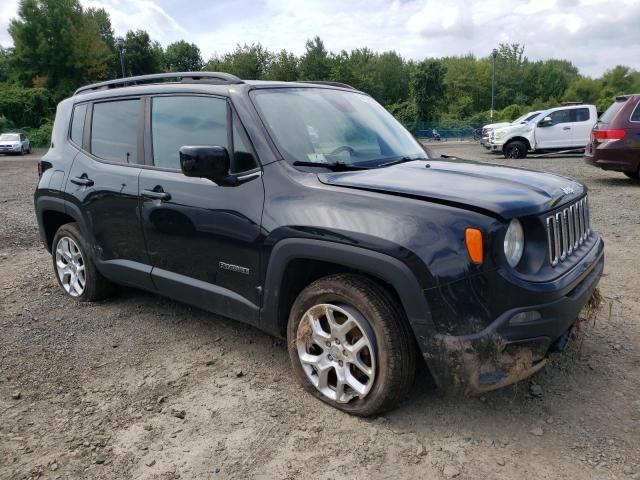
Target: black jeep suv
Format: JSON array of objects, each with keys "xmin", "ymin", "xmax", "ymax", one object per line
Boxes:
[{"xmin": 35, "ymin": 72, "xmax": 604, "ymax": 416}]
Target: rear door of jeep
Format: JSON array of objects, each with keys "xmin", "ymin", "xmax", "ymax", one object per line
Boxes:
[{"xmin": 64, "ymin": 96, "xmax": 154, "ymax": 289}]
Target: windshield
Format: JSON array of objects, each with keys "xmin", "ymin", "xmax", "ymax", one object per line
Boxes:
[
  {"xmin": 251, "ymin": 88, "xmax": 427, "ymax": 167},
  {"xmin": 0, "ymin": 134, "xmax": 19, "ymax": 141},
  {"xmin": 513, "ymin": 111, "xmax": 540, "ymax": 124}
]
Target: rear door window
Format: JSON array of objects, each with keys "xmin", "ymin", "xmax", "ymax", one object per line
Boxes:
[
  {"xmin": 151, "ymin": 96, "xmax": 228, "ymax": 170},
  {"xmin": 91, "ymin": 99, "xmax": 140, "ymax": 163},
  {"xmin": 571, "ymin": 108, "xmax": 590, "ymax": 122}
]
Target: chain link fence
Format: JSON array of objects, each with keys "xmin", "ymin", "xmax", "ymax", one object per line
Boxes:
[{"xmin": 406, "ymin": 121, "xmax": 483, "ymax": 141}]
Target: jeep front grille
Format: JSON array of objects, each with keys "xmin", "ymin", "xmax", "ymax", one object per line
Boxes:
[{"xmin": 545, "ymin": 196, "xmax": 590, "ymax": 266}]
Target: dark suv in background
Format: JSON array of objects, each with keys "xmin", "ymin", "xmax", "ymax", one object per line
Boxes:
[
  {"xmin": 585, "ymin": 94, "xmax": 640, "ymax": 179},
  {"xmin": 35, "ymin": 73, "xmax": 604, "ymax": 416}
]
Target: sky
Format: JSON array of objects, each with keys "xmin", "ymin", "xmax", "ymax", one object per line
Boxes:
[{"xmin": 1, "ymin": 0, "xmax": 638, "ymax": 77}]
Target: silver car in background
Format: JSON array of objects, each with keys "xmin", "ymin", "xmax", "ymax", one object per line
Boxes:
[{"xmin": 0, "ymin": 133, "xmax": 31, "ymax": 155}]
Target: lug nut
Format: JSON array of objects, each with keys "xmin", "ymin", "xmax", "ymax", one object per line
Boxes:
[
  {"xmin": 338, "ymin": 360, "xmax": 343, "ymax": 366},
  {"xmin": 326, "ymin": 341, "xmax": 331, "ymax": 347},
  {"xmin": 335, "ymin": 339, "xmax": 340, "ymax": 344},
  {"xmin": 328, "ymin": 354, "xmax": 333, "ymax": 361},
  {"xmin": 342, "ymin": 350, "xmax": 347, "ymax": 356}
]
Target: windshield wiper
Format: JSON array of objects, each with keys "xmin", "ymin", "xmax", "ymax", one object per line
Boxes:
[
  {"xmin": 376, "ymin": 156, "xmax": 427, "ymax": 168},
  {"xmin": 292, "ymin": 161, "xmax": 370, "ymax": 171}
]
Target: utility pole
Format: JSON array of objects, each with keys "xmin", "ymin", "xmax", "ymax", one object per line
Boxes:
[
  {"xmin": 491, "ymin": 48, "xmax": 498, "ymax": 122},
  {"xmin": 115, "ymin": 37, "xmax": 126, "ymax": 78}
]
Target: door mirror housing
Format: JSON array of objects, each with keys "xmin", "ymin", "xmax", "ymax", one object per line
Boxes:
[
  {"xmin": 180, "ymin": 146, "xmax": 230, "ymax": 183},
  {"xmin": 538, "ymin": 116, "xmax": 553, "ymax": 127}
]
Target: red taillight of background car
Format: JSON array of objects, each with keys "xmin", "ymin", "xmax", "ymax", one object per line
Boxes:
[{"xmin": 592, "ymin": 129, "xmax": 626, "ymax": 141}]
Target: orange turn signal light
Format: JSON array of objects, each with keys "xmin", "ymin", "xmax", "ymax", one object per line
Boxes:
[{"xmin": 465, "ymin": 228, "xmax": 484, "ymax": 265}]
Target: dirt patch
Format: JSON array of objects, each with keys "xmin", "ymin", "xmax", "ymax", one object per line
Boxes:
[{"xmin": 1, "ymin": 146, "xmax": 639, "ymax": 479}]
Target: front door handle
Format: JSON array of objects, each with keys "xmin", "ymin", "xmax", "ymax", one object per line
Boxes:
[
  {"xmin": 70, "ymin": 174, "xmax": 94, "ymax": 187},
  {"xmin": 563, "ymin": 126, "xmax": 571, "ymax": 130},
  {"xmin": 142, "ymin": 187, "xmax": 171, "ymax": 201}
]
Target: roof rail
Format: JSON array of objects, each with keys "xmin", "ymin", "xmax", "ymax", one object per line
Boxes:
[
  {"xmin": 74, "ymin": 72, "xmax": 243, "ymax": 96},
  {"xmin": 298, "ymin": 80, "xmax": 356, "ymax": 90}
]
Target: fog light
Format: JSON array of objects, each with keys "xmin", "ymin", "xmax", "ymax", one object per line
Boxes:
[{"xmin": 509, "ymin": 310, "xmax": 542, "ymax": 325}]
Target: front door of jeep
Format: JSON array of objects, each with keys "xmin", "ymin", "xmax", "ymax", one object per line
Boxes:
[{"xmin": 139, "ymin": 95, "xmax": 264, "ymax": 324}]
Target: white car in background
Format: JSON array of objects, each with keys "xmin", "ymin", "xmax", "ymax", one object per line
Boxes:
[
  {"xmin": 481, "ymin": 111, "xmax": 541, "ymax": 148},
  {"xmin": 0, "ymin": 132, "xmax": 31, "ymax": 155},
  {"xmin": 488, "ymin": 104, "xmax": 597, "ymax": 159}
]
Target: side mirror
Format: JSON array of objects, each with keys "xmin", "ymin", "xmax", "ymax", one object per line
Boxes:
[
  {"xmin": 538, "ymin": 116, "xmax": 553, "ymax": 127},
  {"xmin": 180, "ymin": 146, "xmax": 229, "ymax": 183}
]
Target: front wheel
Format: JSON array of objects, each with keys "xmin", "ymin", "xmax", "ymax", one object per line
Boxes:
[
  {"xmin": 52, "ymin": 223, "xmax": 115, "ymax": 301},
  {"xmin": 287, "ymin": 274, "xmax": 416, "ymax": 416},
  {"xmin": 503, "ymin": 140, "xmax": 528, "ymax": 159}
]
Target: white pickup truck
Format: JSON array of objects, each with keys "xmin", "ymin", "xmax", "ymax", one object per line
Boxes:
[
  {"xmin": 480, "ymin": 111, "xmax": 541, "ymax": 148},
  {"xmin": 488, "ymin": 104, "xmax": 598, "ymax": 158}
]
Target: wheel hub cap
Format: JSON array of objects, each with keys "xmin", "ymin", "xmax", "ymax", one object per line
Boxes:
[
  {"xmin": 55, "ymin": 236, "xmax": 86, "ymax": 297},
  {"xmin": 296, "ymin": 303, "xmax": 376, "ymax": 404}
]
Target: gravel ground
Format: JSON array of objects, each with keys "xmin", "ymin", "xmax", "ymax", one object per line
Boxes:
[{"xmin": 1, "ymin": 145, "xmax": 639, "ymax": 480}]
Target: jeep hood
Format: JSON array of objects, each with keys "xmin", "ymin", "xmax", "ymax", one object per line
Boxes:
[{"xmin": 317, "ymin": 159, "xmax": 585, "ymax": 219}]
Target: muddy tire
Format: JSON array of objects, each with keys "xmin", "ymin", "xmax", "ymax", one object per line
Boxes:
[
  {"xmin": 287, "ymin": 274, "xmax": 416, "ymax": 416},
  {"xmin": 503, "ymin": 140, "xmax": 528, "ymax": 159},
  {"xmin": 51, "ymin": 222, "xmax": 115, "ymax": 302}
]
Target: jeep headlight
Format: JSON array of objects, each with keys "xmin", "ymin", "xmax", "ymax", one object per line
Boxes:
[{"xmin": 504, "ymin": 219, "xmax": 524, "ymax": 268}]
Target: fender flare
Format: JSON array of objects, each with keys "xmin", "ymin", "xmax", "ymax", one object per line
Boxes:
[
  {"xmin": 35, "ymin": 196, "xmax": 94, "ymax": 252},
  {"xmin": 260, "ymin": 238, "xmax": 437, "ymax": 339}
]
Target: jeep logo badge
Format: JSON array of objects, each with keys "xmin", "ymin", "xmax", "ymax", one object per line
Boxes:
[{"xmin": 560, "ymin": 186, "xmax": 575, "ymax": 195}]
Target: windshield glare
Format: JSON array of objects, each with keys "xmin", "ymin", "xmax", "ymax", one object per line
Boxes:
[
  {"xmin": 0, "ymin": 134, "xmax": 19, "ymax": 141},
  {"xmin": 251, "ymin": 88, "xmax": 427, "ymax": 167},
  {"xmin": 513, "ymin": 111, "xmax": 539, "ymax": 124}
]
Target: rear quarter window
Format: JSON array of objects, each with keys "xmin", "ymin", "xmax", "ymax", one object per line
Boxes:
[
  {"xmin": 70, "ymin": 103, "xmax": 88, "ymax": 146},
  {"xmin": 631, "ymin": 101, "xmax": 640, "ymax": 122}
]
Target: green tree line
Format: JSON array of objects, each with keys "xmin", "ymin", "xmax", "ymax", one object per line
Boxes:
[{"xmin": 1, "ymin": 0, "xmax": 640, "ymax": 145}]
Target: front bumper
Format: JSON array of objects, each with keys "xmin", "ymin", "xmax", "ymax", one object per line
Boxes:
[
  {"xmin": 487, "ymin": 141, "xmax": 505, "ymax": 152},
  {"xmin": 0, "ymin": 146, "xmax": 22, "ymax": 153},
  {"xmin": 422, "ymin": 237, "xmax": 604, "ymax": 395}
]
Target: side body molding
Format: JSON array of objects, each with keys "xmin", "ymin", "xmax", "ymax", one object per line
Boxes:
[{"xmin": 260, "ymin": 238, "xmax": 437, "ymax": 339}]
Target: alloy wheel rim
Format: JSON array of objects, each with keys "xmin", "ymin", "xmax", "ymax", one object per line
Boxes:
[
  {"xmin": 55, "ymin": 236, "xmax": 86, "ymax": 297},
  {"xmin": 296, "ymin": 303, "xmax": 376, "ymax": 404}
]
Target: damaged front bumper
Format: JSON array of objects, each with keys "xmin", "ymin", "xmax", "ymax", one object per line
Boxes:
[{"xmin": 422, "ymin": 241, "xmax": 604, "ymax": 395}]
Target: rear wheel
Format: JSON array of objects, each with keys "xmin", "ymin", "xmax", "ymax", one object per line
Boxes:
[
  {"xmin": 503, "ymin": 140, "xmax": 528, "ymax": 159},
  {"xmin": 20, "ymin": 146, "xmax": 25, "ymax": 156},
  {"xmin": 52, "ymin": 223, "xmax": 115, "ymax": 301},
  {"xmin": 287, "ymin": 274, "xmax": 416, "ymax": 416}
]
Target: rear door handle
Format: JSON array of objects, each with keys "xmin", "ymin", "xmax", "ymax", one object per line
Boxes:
[
  {"xmin": 142, "ymin": 188, "xmax": 171, "ymax": 201},
  {"xmin": 563, "ymin": 126, "xmax": 571, "ymax": 130},
  {"xmin": 70, "ymin": 175, "xmax": 94, "ymax": 187}
]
